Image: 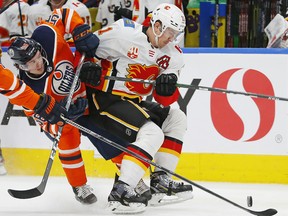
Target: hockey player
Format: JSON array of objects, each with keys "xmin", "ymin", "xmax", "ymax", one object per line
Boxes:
[
  {"xmin": 0, "ymin": 0, "xmax": 30, "ymax": 38},
  {"xmin": 96, "ymin": 0, "xmax": 134, "ymax": 28},
  {"xmin": 0, "ymin": 46, "xmax": 85, "ymax": 127},
  {"xmin": 0, "ymin": 46, "xmax": 88, "ymax": 176},
  {"xmin": 73, "ymin": 3, "xmax": 193, "ymax": 213},
  {"xmin": 27, "ymin": 0, "xmax": 91, "ymax": 37},
  {"xmin": 7, "ymin": 9, "xmax": 97, "ymax": 204}
]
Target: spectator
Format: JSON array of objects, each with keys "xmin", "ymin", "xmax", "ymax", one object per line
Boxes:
[
  {"xmin": 96, "ymin": 0, "xmax": 133, "ymax": 28},
  {"xmin": 0, "ymin": 0, "xmax": 30, "ymax": 37},
  {"xmin": 27, "ymin": 0, "xmax": 92, "ymax": 38}
]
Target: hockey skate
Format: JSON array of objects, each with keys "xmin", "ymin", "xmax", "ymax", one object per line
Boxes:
[
  {"xmin": 135, "ymin": 178, "xmax": 152, "ymax": 201},
  {"xmin": 72, "ymin": 184, "xmax": 97, "ymax": 204},
  {"xmin": 0, "ymin": 147, "xmax": 7, "ymax": 175},
  {"xmin": 107, "ymin": 179, "xmax": 148, "ymax": 214},
  {"xmin": 149, "ymin": 171, "xmax": 193, "ymax": 206}
]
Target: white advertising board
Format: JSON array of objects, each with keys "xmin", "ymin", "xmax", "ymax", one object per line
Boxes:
[{"xmin": 1, "ymin": 49, "xmax": 288, "ymax": 155}]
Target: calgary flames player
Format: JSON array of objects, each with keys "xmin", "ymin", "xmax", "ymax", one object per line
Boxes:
[
  {"xmin": 7, "ymin": 9, "xmax": 96, "ymax": 204},
  {"xmin": 74, "ymin": 3, "xmax": 193, "ymax": 213}
]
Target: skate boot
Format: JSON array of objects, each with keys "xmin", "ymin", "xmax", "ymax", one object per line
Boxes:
[
  {"xmin": 135, "ymin": 178, "xmax": 152, "ymax": 201},
  {"xmin": 72, "ymin": 184, "xmax": 97, "ymax": 204},
  {"xmin": 150, "ymin": 171, "xmax": 193, "ymax": 206},
  {"xmin": 0, "ymin": 147, "xmax": 7, "ymax": 175},
  {"xmin": 107, "ymin": 179, "xmax": 148, "ymax": 214}
]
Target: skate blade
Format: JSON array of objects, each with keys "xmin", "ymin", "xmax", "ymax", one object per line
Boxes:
[
  {"xmin": 106, "ymin": 201, "xmax": 146, "ymax": 214},
  {"xmin": 149, "ymin": 191, "xmax": 193, "ymax": 206}
]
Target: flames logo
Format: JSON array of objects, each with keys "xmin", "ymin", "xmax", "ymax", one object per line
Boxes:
[{"xmin": 126, "ymin": 64, "xmax": 159, "ymax": 95}]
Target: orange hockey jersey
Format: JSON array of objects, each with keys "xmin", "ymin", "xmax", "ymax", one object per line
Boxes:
[{"xmin": 0, "ymin": 64, "xmax": 40, "ymax": 110}]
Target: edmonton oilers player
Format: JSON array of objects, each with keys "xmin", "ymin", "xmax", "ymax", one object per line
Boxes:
[{"xmin": 7, "ymin": 21, "xmax": 96, "ymax": 204}]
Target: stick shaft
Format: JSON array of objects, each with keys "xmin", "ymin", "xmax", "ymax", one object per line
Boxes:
[{"xmin": 104, "ymin": 76, "xmax": 288, "ymax": 102}]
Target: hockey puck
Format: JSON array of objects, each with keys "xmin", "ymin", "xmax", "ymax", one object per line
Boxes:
[{"xmin": 247, "ymin": 196, "xmax": 253, "ymax": 207}]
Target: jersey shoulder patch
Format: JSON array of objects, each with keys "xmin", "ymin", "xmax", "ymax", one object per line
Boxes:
[{"xmin": 123, "ymin": 18, "xmax": 135, "ymax": 28}]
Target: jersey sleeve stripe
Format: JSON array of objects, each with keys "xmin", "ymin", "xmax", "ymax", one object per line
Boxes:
[
  {"xmin": 65, "ymin": 9, "xmax": 73, "ymax": 34},
  {"xmin": 8, "ymin": 74, "xmax": 18, "ymax": 90},
  {"xmin": 6, "ymin": 82, "xmax": 27, "ymax": 99}
]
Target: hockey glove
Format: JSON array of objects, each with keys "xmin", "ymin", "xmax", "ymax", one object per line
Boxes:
[
  {"xmin": 64, "ymin": 97, "xmax": 88, "ymax": 120},
  {"xmin": 34, "ymin": 94, "xmax": 88, "ymax": 125},
  {"xmin": 34, "ymin": 94, "xmax": 67, "ymax": 126},
  {"xmin": 114, "ymin": 6, "xmax": 132, "ymax": 21},
  {"xmin": 72, "ymin": 24, "xmax": 99, "ymax": 58},
  {"xmin": 80, "ymin": 61, "xmax": 102, "ymax": 87},
  {"xmin": 155, "ymin": 73, "xmax": 178, "ymax": 96}
]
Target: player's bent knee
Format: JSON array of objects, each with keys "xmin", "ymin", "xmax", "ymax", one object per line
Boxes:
[
  {"xmin": 134, "ymin": 121, "xmax": 164, "ymax": 156},
  {"xmin": 162, "ymin": 108, "xmax": 187, "ymax": 139}
]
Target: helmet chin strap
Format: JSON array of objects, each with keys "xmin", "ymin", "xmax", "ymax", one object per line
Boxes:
[
  {"xmin": 152, "ymin": 25, "xmax": 163, "ymax": 48},
  {"xmin": 154, "ymin": 35, "xmax": 159, "ymax": 48}
]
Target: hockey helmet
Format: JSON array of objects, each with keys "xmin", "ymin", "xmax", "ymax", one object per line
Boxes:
[
  {"xmin": 150, "ymin": 3, "xmax": 186, "ymax": 42},
  {"xmin": 7, "ymin": 37, "xmax": 42, "ymax": 65}
]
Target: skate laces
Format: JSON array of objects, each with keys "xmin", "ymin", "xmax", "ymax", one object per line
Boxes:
[
  {"xmin": 151, "ymin": 171, "xmax": 189, "ymax": 196},
  {"xmin": 74, "ymin": 184, "xmax": 93, "ymax": 198},
  {"xmin": 135, "ymin": 179, "xmax": 150, "ymax": 195},
  {"xmin": 156, "ymin": 172, "xmax": 182, "ymax": 188},
  {"xmin": 122, "ymin": 183, "xmax": 138, "ymax": 198}
]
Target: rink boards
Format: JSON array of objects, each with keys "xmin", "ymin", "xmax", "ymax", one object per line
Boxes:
[{"xmin": 1, "ymin": 48, "xmax": 288, "ymax": 184}]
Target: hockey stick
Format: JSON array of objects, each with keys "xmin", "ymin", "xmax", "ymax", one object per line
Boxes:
[
  {"xmin": 7, "ymin": 53, "xmax": 86, "ymax": 199},
  {"xmin": 17, "ymin": 0, "xmax": 25, "ymax": 36},
  {"xmin": 62, "ymin": 117, "xmax": 277, "ymax": 216},
  {"xmin": 104, "ymin": 76, "xmax": 288, "ymax": 102},
  {"xmin": 0, "ymin": 0, "xmax": 18, "ymax": 14}
]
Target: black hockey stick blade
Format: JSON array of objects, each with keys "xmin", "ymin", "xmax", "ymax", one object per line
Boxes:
[
  {"xmin": 8, "ymin": 163, "xmax": 49, "ymax": 199},
  {"xmin": 248, "ymin": 208, "xmax": 277, "ymax": 216},
  {"xmin": 8, "ymin": 187, "xmax": 43, "ymax": 199}
]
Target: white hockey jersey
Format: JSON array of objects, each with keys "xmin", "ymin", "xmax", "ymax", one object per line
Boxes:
[
  {"xmin": 27, "ymin": 0, "xmax": 91, "ymax": 36},
  {"xmin": 0, "ymin": 0, "xmax": 30, "ymax": 36},
  {"xmin": 94, "ymin": 18, "xmax": 184, "ymax": 101},
  {"xmin": 132, "ymin": 0, "xmax": 178, "ymax": 24},
  {"xmin": 96, "ymin": 0, "xmax": 134, "ymax": 28}
]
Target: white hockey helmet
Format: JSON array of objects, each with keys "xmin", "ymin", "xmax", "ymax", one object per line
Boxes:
[{"xmin": 150, "ymin": 3, "xmax": 186, "ymax": 43}]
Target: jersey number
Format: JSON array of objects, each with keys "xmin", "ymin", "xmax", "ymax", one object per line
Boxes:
[{"xmin": 18, "ymin": 15, "xmax": 28, "ymax": 27}]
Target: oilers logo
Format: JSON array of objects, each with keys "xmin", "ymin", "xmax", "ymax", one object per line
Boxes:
[{"xmin": 51, "ymin": 61, "xmax": 80, "ymax": 95}]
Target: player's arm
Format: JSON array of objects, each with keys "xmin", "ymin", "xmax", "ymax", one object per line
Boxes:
[
  {"xmin": 44, "ymin": 8, "xmax": 85, "ymax": 36},
  {"xmin": 44, "ymin": 8, "xmax": 99, "ymax": 58},
  {"xmin": 0, "ymin": 64, "xmax": 87, "ymax": 125},
  {"xmin": 153, "ymin": 47, "xmax": 184, "ymax": 106}
]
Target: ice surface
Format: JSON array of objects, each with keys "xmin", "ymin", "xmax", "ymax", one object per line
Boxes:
[{"xmin": 0, "ymin": 175, "xmax": 287, "ymax": 216}]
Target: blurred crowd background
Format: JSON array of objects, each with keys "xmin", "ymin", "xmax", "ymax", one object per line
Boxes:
[{"xmin": 0, "ymin": 0, "xmax": 288, "ymax": 48}]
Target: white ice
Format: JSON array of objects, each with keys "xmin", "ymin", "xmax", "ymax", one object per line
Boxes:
[{"xmin": 0, "ymin": 175, "xmax": 287, "ymax": 216}]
